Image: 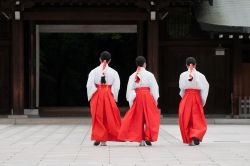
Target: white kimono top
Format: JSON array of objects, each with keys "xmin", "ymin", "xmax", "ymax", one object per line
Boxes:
[
  {"xmin": 86, "ymin": 64, "xmax": 120, "ymax": 102},
  {"xmin": 179, "ymin": 68, "xmax": 209, "ymax": 106},
  {"xmin": 126, "ymin": 67, "xmax": 159, "ymax": 107}
]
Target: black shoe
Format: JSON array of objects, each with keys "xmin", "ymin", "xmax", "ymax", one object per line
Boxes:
[
  {"xmin": 145, "ymin": 140, "xmax": 152, "ymax": 146},
  {"xmin": 93, "ymin": 141, "xmax": 100, "ymax": 146},
  {"xmin": 193, "ymin": 138, "xmax": 200, "ymax": 145}
]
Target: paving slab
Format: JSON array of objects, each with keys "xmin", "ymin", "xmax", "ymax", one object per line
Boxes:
[{"xmin": 0, "ymin": 124, "xmax": 249, "ymax": 166}]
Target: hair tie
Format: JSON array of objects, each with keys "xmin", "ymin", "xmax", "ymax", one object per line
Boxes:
[
  {"xmin": 188, "ymin": 64, "xmax": 193, "ymax": 81},
  {"xmin": 189, "ymin": 64, "xmax": 193, "ymax": 71},
  {"xmin": 102, "ymin": 60, "xmax": 107, "ymax": 71},
  {"xmin": 135, "ymin": 66, "xmax": 141, "ymax": 83},
  {"xmin": 101, "ymin": 60, "xmax": 107, "ymax": 84}
]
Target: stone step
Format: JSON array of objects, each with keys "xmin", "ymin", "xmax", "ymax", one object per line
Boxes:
[{"xmin": 1, "ymin": 117, "xmax": 250, "ymax": 125}]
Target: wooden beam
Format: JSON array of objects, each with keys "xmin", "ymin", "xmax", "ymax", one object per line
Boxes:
[
  {"xmin": 22, "ymin": 10, "xmax": 148, "ymax": 21},
  {"xmin": 38, "ymin": 25, "xmax": 137, "ymax": 33},
  {"xmin": 147, "ymin": 20, "xmax": 159, "ymax": 81},
  {"xmin": 21, "ymin": 0, "xmax": 139, "ymax": 7},
  {"xmin": 11, "ymin": 20, "xmax": 24, "ymax": 115},
  {"xmin": 160, "ymin": 40, "xmax": 232, "ymax": 47}
]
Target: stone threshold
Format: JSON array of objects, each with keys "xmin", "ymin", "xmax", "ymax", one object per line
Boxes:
[{"xmin": 0, "ymin": 116, "xmax": 250, "ymax": 125}]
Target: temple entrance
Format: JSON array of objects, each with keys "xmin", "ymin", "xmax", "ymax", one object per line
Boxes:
[{"xmin": 36, "ymin": 25, "xmax": 138, "ymax": 116}]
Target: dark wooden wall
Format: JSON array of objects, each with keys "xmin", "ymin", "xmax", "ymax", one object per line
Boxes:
[
  {"xmin": 159, "ymin": 41, "xmax": 231, "ymax": 114},
  {"xmin": 240, "ymin": 45, "xmax": 250, "ymax": 96},
  {"xmin": 0, "ymin": 20, "xmax": 11, "ymax": 114},
  {"xmin": 241, "ymin": 64, "xmax": 250, "ymax": 96},
  {"xmin": 158, "ymin": 10, "xmax": 233, "ymax": 115}
]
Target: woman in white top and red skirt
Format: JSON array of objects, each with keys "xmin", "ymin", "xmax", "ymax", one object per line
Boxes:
[
  {"xmin": 178, "ymin": 57, "xmax": 209, "ymax": 146},
  {"xmin": 118, "ymin": 56, "xmax": 160, "ymax": 146},
  {"xmin": 86, "ymin": 51, "xmax": 121, "ymax": 146}
]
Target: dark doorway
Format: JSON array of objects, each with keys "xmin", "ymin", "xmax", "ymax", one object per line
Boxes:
[
  {"xmin": 40, "ymin": 33, "xmax": 137, "ymax": 108},
  {"xmin": 0, "ymin": 46, "xmax": 11, "ymax": 115}
]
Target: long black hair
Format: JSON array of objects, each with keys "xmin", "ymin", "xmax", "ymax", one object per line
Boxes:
[
  {"xmin": 136, "ymin": 56, "xmax": 146, "ymax": 67},
  {"xmin": 100, "ymin": 51, "xmax": 111, "ymax": 84},
  {"xmin": 186, "ymin": 57, "xmax": 196, "ymax": 66},
  {"xmin": 100, "ymin": 51, "xmax": 111, "ymax": 62}
]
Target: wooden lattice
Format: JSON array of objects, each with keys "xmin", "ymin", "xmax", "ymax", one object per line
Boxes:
[{"xmin": 239, "ymin": 96, "xmax": 250, "ymax": 118}]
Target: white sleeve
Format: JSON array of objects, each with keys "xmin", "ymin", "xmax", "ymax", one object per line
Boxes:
[
  {"xmin": 200, "ymin": 75, "xmax": 209, "ymax": 106},
  {"xmin": 179, "ymin": 73, "xmax": 193, "ymax": 97},
  {"xmin": 179, "ymin": 74, "xmax": 185, "ymax": 97},
  {"xmin": 179, "ymin": 73, "xmax": 187, "ymax": 90},
  {"xmin": 126, "ymin": 76, "xmax": 136, "ymax": 108},
  {"xmin": 111, "ymin": 71, "xmax": 120, "ymax": 102},
  {"xmin": 149, "ymin": 74, "xmax": 159, "ymax": 105},
  {"xmin": 86, "ymin": 70, "xmax": 97, "ymax": 101},
  {"xmin": 179, "ymin": 89, "xmax": 185, "ymax": 98}
]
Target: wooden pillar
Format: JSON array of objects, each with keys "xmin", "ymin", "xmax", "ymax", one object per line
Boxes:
[
  {"xmin": 232, "ymin": 39, "xmax": 241, "ymax": 116},
  {"xmin": 28, "ymin": 21, "xmax": 36, "ymax": 109},
  {"xmin": 11, "ymin": 20, "xmax": 24, "ymax": 115},
  {"xmin": 147, "ymin": 20, "xmax": 159, "ymax": 81}
]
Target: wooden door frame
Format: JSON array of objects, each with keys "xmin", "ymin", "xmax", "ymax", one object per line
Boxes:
[{"xmin": 12, "ymin": 8, "xmax": 160, "ymax": 116}]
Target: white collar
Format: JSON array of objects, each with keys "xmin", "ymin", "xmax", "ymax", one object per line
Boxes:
[
  {"xmin": 139, "ymin": 67, "xmax": 146, "ymax": 71},
  {"xmin": 100, "ymin": 63, "xmax": 109, "ymax": 75},
  {"xmin": 187, "ymin": 68, "xmax": 196, "ymax": 72},
  {"xmin": 100, "ymin": 63, "xmax": 109, "ymax": 68}
]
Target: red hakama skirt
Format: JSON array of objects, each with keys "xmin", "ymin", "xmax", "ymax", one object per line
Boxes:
[
  {"xmin": 118, "ymin": 87, "xmax": 160, "ymax": 142},
  {"xmin": 90, "ymin": 84, "xmax": 121, "ymax": 142},
  {"xmin": 178, "ymin": 89, "xmax": 207, "ymax": 144}
]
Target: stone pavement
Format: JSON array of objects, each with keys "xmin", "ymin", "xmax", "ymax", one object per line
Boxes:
[{"xmin": 0, "ymin": 124, "xmax": 250, "ymax": 166}]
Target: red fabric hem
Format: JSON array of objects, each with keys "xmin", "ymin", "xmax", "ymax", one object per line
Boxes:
[
  {"xmin": 118, "ymin": 88, "xmax": 160, "ymax": 142},
  {"xmin": 90, "ymin": 86, "xmax": 121, "ymax": 142},
  {"xmin": 178, "ymin": 89, "xmax": 207, "ymax": 144}
]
